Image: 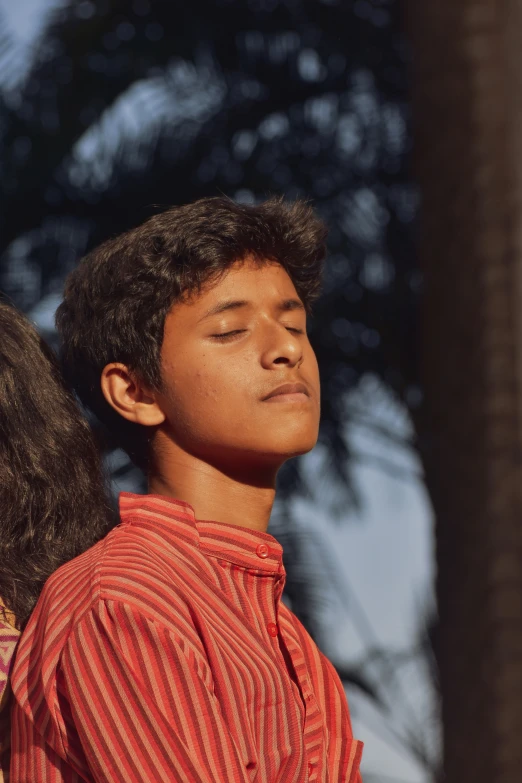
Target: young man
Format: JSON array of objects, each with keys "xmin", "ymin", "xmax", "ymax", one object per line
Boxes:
[{"xmin": 10, "ymin": 197, "xmax": 363, "ymax": 782}]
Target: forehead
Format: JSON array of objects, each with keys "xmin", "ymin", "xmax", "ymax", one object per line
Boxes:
[
  {"xmin": 174, "ymin": 259, "xmax": 301, "ymax": 320},
  {"xmin": 203, "ymin": 258, "xmax": 297, "ymax": 299}
]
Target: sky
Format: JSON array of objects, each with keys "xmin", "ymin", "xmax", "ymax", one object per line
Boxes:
[
  {"xmin": 0, "ymin": 0, "xmax": 60, "ymax": 89},
  {"xmin": 292, "ymin": 378, "xmax": 437, "ymax": 782},
  {"xmin": 1, "ymin": 0, "xmax": 56, "ymax": 40},
  {"xmin": 1, "ymin": 1, "xmax": 438, "ymax": 779}
]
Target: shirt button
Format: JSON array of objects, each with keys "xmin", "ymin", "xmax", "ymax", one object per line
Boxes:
[
  {"xmin": 256, "ymin": 543, "xmax": 270, "ymax": 558},
  {"xmin": 267, "ymin": 622, "xmax": 279, "ymax": 637}
]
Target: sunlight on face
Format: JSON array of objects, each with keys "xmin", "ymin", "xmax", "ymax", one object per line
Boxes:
[{"xmin": 156, "ymin": 258, "xmax": 321, "ymax": 470}]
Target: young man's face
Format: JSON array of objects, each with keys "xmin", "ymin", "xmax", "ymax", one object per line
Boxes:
[{"xmin": 155, "ymin": 258, "xmax": 321, "ymax": 473}]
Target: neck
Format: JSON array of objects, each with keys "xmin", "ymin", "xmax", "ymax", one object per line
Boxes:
[{"xmin": 148, "ymin": 444, "xmax": 278, "ymax": 533}]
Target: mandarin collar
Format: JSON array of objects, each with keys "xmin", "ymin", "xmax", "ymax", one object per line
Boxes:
[
  {"xmin": 197, "ymin": 518, "xmax": 284, "ymax": 573},
  {"xmin": 119, "ymin": 492, "xmax": 284, "ymax": 574}
]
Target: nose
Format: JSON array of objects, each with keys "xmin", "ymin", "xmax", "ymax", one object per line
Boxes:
[{"xmin": 260, "ymin": 323, "xmax": 303, "ymax": 369}]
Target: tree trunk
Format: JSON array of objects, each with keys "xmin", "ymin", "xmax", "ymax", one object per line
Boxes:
[{"xmin": 406, "ymin": 1, "xmax": 522, "ymax": 781}]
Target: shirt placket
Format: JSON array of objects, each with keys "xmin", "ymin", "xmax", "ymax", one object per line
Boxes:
[
  {"xmin": 270, "ymin": 573, "xmax": 324, "ymax": 781},
  {"xmin": 253, "ymin": 542, "xmax": 283, "ymax": 642},
  {"xmin": 245, "ymin": 534, "xmax": 327, "ymax": 781}
]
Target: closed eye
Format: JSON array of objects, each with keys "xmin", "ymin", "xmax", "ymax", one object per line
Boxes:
[
  {"xmin": 210, "ymin": 330, "xmax": 246, "ymax": 341},
  {"xmin": 210, "ymin": 326, "xmax": 304, "ymax": 341}
]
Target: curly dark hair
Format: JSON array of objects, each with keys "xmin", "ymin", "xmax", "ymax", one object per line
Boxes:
[
  {"xmin": 0, "ymin": 302, "xmax": 115, "ymax": 629},
  {"xmin": 56, "ymin": 196, "xmax": 328, "ymax": 469}
]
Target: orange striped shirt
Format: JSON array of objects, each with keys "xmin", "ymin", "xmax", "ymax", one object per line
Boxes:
[{"xmin": 10, "ymin": 493, "xmax": 363, "ymax": 782}]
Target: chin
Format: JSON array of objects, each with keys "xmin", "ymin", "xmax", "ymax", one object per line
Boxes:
[
  {"xmin": 268, "ymin": 435, "xmax": 319, "ymax": 460},
  {"xmin": 287, "ymin": 443, "xmax": 317, "ymax": 459}
]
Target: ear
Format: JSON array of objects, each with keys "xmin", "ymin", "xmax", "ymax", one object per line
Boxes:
[{"xmin": 100, "ymin": 363, "xmax": 166, "ymax": 427}]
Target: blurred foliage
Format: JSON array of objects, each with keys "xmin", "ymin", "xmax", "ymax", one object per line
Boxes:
[
  {"xmin": 0, "ymin": 0, "xmax": 419, "ymax": 506},
  {"xmin": 0, "ymin": 2, "xmax": 435, "ymax": 774}
]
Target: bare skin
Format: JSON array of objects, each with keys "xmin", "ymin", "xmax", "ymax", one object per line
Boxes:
[{"xmin": 101, "ymin": 258, "xmax": 320, "ymax": 533}]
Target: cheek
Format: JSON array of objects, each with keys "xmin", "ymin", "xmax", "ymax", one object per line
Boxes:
[
  {"xmin": 195, "ymin": 369, "xmax": 219, "ymax": 401},
  {"xmin": 305, "ymin": 346, "xmax": 320, "ymax": 394},
  {"xmin": 194, "ymin": 356, "xmax": 246, "ymax": 401},
  {"xmin": 163, "ymin": 356, "xmax": 246, "ymax": 430}
]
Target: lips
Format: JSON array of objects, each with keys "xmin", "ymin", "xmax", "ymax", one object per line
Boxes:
[{"xmin": 262, "ymin": 382, "xmax": 310, "ymax": 401}]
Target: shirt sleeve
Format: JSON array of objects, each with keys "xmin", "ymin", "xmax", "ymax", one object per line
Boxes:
[{"xmin": 59, "ymin": 599, "xmax": 252, "ymax": 783}]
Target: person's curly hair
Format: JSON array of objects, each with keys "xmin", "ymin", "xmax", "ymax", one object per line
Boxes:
[
  {"xmin": 0, "ymin": 302, "xmax": 115, "ymax": 629},
  {"xmin": 56, "ymin": 196, "xmax": 328, "ymax": 470}
]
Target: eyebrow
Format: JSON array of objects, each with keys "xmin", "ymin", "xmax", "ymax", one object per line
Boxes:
[{"xmin": 199, "ymin": 298, "xmax": 305, "ymax": 321}]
